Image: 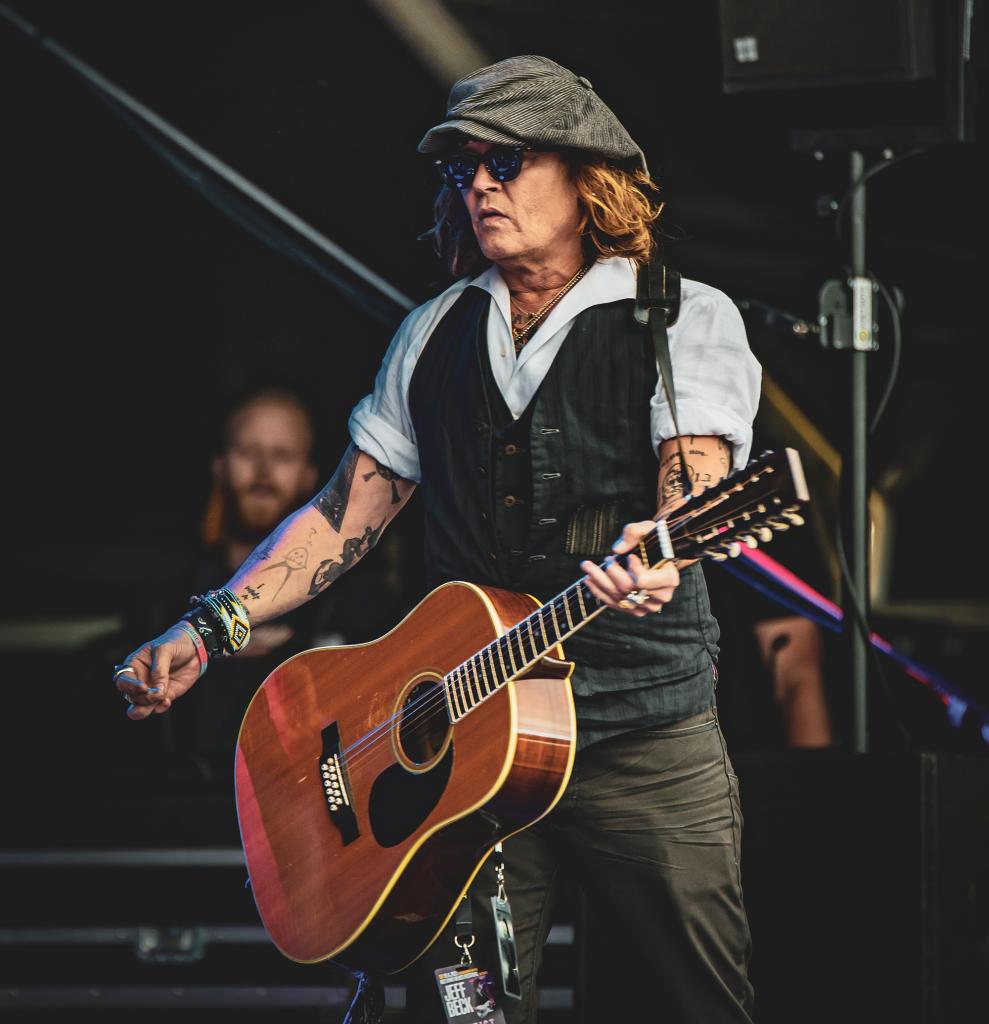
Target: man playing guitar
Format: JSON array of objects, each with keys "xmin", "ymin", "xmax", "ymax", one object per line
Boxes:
[{"xmin": 116, "ymin": 55, "xmax": 760, "ymax": 1023}]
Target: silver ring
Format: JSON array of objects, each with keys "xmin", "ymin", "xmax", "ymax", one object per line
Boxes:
[
  {"xmin": 625, "ymin": 589, "xmax": 648, "ymax": 606},
  {"xmin": 113, "ymin": 664, "xmax": 138, "ymax": 680}
]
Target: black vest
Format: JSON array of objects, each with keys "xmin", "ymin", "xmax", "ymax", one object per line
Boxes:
[{"xmin": 408, "ymin": 285, "xmax": 719, "ymax": 730}]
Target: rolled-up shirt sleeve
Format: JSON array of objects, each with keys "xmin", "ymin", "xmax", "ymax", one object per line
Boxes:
[
  {"xmin": 348, "ymin": 279, "xmax": 470, "ymax": 483},
  {"xmin": 650, "ymin": 281, "xmax": 761, "ymax": 470}
]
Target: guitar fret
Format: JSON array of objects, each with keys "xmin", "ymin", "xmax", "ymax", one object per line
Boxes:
[
  {"xmin": 549, "ymin": 602, "xmax": 562, "ymax": 640},
  {"xmin": 462, "ymin": 665, "xmax": 476, "ymax": 708},
  {"xmin": 447, "ymin": 675, "xmax": 463, "ymax": 720},
  {"xmin": 464, "ymin": 662, "xmax": 479, "ymax": 706},
  {"xmin": 504, "ymin": 634, "xmax": 519, "ymax": 675},
  {"xmin": 477, "ymin": 653, "xmax": 491, "ymax": 695},
  {"xmin": 453, "ymin": 667, "xmax": 470, "ymax": 711},
  {"xmin": 487, "ymin": 646, "xmax": 500, "ymax": 689},
  {"xmin": 496, "ymin": 639, "xmax": 509, "ymax": 678},
  {"xmin": 562, "ymin": 593, "xmax": 575, "ymax": 631},
  {"xmin": 537, "ymin": 610, "xmax": 551, "ymax": 649},
  {"xmin": 525, "ymin": 618, "xmax": 540, "ymax": 660},
  {"xmin": 576, "ymin": 584, "xmax": 588, "ymax": 618},
  {"xmin": 473, "ymin": 655, "xmax": 487, "ymax": 696}
]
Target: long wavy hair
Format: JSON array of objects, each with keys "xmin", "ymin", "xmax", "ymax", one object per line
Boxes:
[{"xmin": 424, "ymin": 154, "xmax": 664, "ymax": 278}]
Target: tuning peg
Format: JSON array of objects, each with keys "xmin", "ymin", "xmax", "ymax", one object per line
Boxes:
[
  {"xmin": 739, "ymin": 534, "xmax": 758, "ymax": 548},
  {"xmin": 727, "ymin": 542, "xmax": 742, "ymax": 558},
  {"xmin": 783, "ymin": 510, "xmax": 805, "ymax": 526},
  {"xmin": 708, "ymin": 550, "xmax": 728, "ymax": 562},
  {"xmin": 767, "ymin": 516, "xmax": 790, "ymax": 531},
  {"xmin": 756, "ymin": 527, "xmax": 773, "ymax": 543}
]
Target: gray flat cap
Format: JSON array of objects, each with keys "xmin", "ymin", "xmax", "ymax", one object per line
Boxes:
[{"xmin": 418, "ymin": 55, "xmax": 647, "ymax": 174}]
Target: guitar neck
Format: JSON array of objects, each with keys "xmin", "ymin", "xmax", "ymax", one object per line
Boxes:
[
  {"xmin": 440, "ymin": 447, "xmax": 810, "ymax": 723},
  {"xmin": 441, "ymin": 522, "xmax": 674, "ymax": 722}
]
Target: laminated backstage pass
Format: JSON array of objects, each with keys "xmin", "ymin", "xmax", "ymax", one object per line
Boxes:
[{"xmin": 434, "ymin": 964, "xmax": 506, "ymax": 1023}]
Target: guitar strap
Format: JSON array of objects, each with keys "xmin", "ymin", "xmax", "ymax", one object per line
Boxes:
[{"xmin": 633, "ymin": 253, "xmax": 692, "ymax": 501}]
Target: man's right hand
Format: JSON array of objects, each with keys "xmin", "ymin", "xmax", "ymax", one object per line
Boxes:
[{"xmin": 114, "ymin": 624, "xmax": 203, "ymax": 720}]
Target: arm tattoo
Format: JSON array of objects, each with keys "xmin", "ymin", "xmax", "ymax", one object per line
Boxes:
[
  {"xmin": 660, "ymin": 455, "xmax": 692, "ymax": 504},
  {"xmin": 254, "ymin": 540, "xmax": 276, "ymax": 561},
  {"xmin": 260, "ymin": 546, "xmax": 310, "ymax": 598},
  {"xmin": 362, "ymin": 459, "xmax": 403, "ymax": 505},
  {"xmin": 312, "ymin": 444, "xmax": 359, "ymax": 532},
  {"xmin": 308, "ymin": 520, "xmax": 385, "ymax": 597},
  {"xmin": 718, "ymin": 437, "xmax": 732, "ymax": 472}
]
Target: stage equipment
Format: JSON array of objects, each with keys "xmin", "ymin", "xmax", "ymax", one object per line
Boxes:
[
  {"xmin": 720, "ymin": 0, "xmax": 936, "ymax": 87},
  {"xmin": 717, "ymin": 0, "xmax": 982, "ymax": 751},
  {"xmin": 718, "ymin": 0, "xmax": 978, "ymax": 146}
]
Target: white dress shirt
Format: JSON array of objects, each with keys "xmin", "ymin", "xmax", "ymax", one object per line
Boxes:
[{"xmin": 349, "ymin": 257, "xmax": 761, "ymax": 483}]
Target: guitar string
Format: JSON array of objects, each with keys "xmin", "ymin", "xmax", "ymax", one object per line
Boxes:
[
  {"xmin": 339, "ymin": 532, "xmax": 774, "ymax": 778},
  {"xmin": 337, "ymin": 488, "xmax": 779, "ymax": 773},
  {"xmin": 337, "ymin": 489, "xmax": 782, "ymax": 772},
  {"xmin": 336, "ymin": 491, "xmax": 783, "ymax": 775}
]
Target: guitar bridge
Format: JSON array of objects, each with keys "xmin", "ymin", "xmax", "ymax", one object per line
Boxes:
[{"xmin": 320, "ymin": 722, "xmax": 359, "ymax": 845}]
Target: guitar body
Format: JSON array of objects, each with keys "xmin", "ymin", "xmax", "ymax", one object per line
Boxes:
[{"xmin": 235, "ymin": 581, "xmax": 576, "ymax": 973}]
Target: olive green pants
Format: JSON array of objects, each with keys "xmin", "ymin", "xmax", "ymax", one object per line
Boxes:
[{"xmin": 401, "ymin": 706, "xmax": 754, "ymax": 1023}]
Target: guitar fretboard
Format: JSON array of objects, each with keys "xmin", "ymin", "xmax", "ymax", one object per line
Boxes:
[{"xmin": 442, "ymin": 521, "xmax": 673, "ymax": 722}]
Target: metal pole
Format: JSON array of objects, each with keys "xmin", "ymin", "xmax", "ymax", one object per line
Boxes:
[{"xmin": 849, "ymin": 149, "xmax": 869, "ymax": 752}]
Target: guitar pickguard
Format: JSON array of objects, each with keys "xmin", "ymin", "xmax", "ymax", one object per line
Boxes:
[{"xmin": 368, "ymin": 742, "xmax": 454, "ymax": 848}]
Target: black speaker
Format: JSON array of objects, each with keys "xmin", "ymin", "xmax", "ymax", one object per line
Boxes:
[
  {"xmin": 716, "ymin": 0, "xmax": 982, "ymax": 145},
  {"xmin": 717, "ymin": 0, "xmax": 937, "ymax": 91},
  {"xmin": 579, "ymin": 752, "xmax": 989, "ymax": 1024}
]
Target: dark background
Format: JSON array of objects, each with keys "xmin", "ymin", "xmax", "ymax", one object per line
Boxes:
[
  {"xmin": 3, "ymin": 0, "xmax": 985, "ymax": 747},
  {"xmin": 1, "ymin": 2, "xmax": 987, "ymax": 1021}
]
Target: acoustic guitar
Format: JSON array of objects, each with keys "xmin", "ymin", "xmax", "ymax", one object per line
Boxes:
[{"xmin": 235, "ymin": 447, "xmax": 809, "ymax": 973}]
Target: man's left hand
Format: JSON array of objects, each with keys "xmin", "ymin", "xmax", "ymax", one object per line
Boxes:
[{"xmin": 580, "ymin": 520, "xmax": 680, "ymax": 617}]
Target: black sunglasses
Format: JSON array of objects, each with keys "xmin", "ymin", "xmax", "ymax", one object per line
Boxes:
[{"xmin": 434, "ymin": 145, "xmax": 531, "ymax": 190}]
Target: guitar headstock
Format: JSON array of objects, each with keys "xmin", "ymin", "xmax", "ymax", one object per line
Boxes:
[{"xmin": 664, "ymin": 447, "xmax": 810, "ymax": 563}]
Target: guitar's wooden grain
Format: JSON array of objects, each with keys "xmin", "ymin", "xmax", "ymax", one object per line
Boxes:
[{"xmin": 235, "ymin": 581, "xmax": 576, "ymax": 971}]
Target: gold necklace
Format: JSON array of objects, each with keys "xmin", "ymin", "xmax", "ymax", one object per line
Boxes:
[{"xmin": 510, "ymin": 262, "xmax": 590, "ymax": 354}]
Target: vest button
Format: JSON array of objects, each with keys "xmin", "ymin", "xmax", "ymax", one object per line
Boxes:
[
  {"xmin": 503, "ymin": 495, "xmax": 519, "ymax": 508},
  {"xmin": 489, "ymin": 552, "xmax": 498, "ymax": 561},
  {"xmin": 504, "ymin": 443, "xmax": 520, "ymax": 455},
  {"xmin": 477, "ymin": 466, "xmax": 487, "ymax": 476}
]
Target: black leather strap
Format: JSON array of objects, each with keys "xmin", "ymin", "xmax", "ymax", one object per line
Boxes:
[
  {"xmin": 454, "ymin": 893, "xmax": 474, "ymax": 939},
  {"xmin": 634, "ymin": 254, "xmax": 691, "ymax": 502}
]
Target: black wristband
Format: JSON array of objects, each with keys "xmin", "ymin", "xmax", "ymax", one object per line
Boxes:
[{"xmin": 181, "ymin": 603, "xmax": 227, "ymax": 660}]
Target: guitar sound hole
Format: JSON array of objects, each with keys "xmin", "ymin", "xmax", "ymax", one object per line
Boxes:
[{"xmin": 397, "ymin": 679, "xmax": 450, "ymax": 767}]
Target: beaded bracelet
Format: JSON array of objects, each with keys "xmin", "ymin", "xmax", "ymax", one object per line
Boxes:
[
  {"xmin": 176, "ymin": 619, "xmax": 210, "ymax": 678},
  {"xmin": 181, "ymin": 587, "xmax": 252, "ymax": 658}
]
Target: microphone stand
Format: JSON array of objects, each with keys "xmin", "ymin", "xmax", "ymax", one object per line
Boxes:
[
  {"xmin": 845, "ymin": 150, "xmax": 871, "ymax": 755},
  {"xmin": 811, "ymin": 147, "xmax": 880, "ymax": 755},
  {"xmin": 745, "ymin": 145, "xmax": 880, "ymax": 754}
]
